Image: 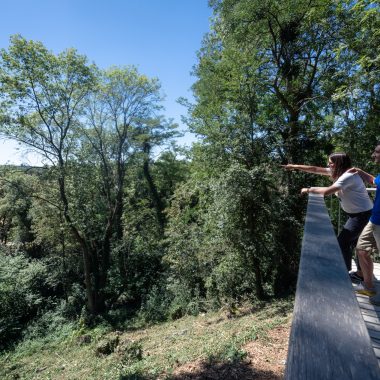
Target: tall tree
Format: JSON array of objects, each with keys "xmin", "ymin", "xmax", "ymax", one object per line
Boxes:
[
  {"xmin": 198, "ymin": 0, "xmax": 344, "ymax": 164},
  {"xmin": 0, "ymin": 35, "xmax": 99, "ymax": 312},
  {"xmin": 0, "ymin": 37, "xmax": 176, "ymax": 315},
  {"xmin": 82, "ymin": 67, "xmax": 177, "ymax": 295},
  {"xmin": 176, "ymin": 0, "xmax": 349, "ymax": 296}
]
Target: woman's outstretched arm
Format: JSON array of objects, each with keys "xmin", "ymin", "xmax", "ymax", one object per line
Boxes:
[{"xmin": 281, "ymin": 164, "xmax": 330, "ymax": 176}]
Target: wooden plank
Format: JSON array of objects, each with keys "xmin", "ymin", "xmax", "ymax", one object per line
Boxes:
[
  {"xmin": 360, "ymin": 308, "xmax": 380, "ymax": 318},
  {"xmin": 357, "ymin": 301, "xmax": 380, "ymax": 311},
  {"xmin": 285, "ymin": 194, "xmax": 380, "ymax": 380},
  {"xmin": 357, "ymin": 299, "xmax": 380, "ymax": 312},
  {"xmin": 373, "ymin": 347, "xmax": 380, "ymax": 359},
  {"xmin": 362, "ymin": 314, "xmax": 380, "ymax": 325},
  {"xmin": 366, "ymin": 328, "xmax": 380, "ymax": 341},
  {"xmin": 356, "ymin": 287, "xmax": 380, "ymax": 360},
  {"xmin": 365, "ymin": 322, "xmax": 380, "ymax": 333}
]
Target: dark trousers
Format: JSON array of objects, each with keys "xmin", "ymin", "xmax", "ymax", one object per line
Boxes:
[{"xmin": 337, "ymin": 209, "xmax": 372, "ymax": 271}]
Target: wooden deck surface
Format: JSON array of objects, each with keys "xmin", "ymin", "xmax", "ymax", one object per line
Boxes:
[{"xmin": 353, "ymin": 261, "xmax": 380, "ymax": 364}]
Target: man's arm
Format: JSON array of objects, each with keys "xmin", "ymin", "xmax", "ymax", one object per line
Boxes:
[{"xmin": 347, "ymin": 167, "xmax": 375, "ymax": 184}]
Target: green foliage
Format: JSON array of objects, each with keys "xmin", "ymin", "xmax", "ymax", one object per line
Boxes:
[
  {"xmin": 330, "ymin": 0, "xmax": 380, "ymax": 164},
  {"xmin": 192, "ymin": 0, "xmax": 343, "ymax": 165},
  {"xmin": 138, "ymin": 280, "xmax": 205, "ymax": 323},
  {"xmin": 0, "ymin": 35, "xmax": 95, "ymax": 164},
  {"xmin": 220, "ymin": 340, "xmax": 248, "ymax": 363},
  {"xmin": 139, "ymin": 285, "xmax": 171, "ymax": 323},
  {"xmin": 166, "ymin": 280, "xmax": 205, "ymax": 319},
  {"xmin": 165, "ymin": 163, "xmax": 300, "ymax": 306},
  {"xmin": 2, "ymin": 0, "xmax": 380, "ymax": 350},
  {"xmin": 205, "ymin": 250, "xmax": 251, "ymax": 301},
  {"xmin": 0, "ymin": 249, "xmax": 53, "ymax": 349},
  {"xmin": 0, "ymin": 170, "xmax": 37, "ymax": 247},
  {"xmin": 164, "ymin": 178, "xmax": 210, "ymax": 296},
  {"xmin": 22, "ymin": 308, "xmax": 74, "ymax": 342},
  {"xmin": 0, "ymin": 35, "xmax": 181, "ymax": 317},
  {"xmin": 207, "ymin": 164, "xmax": 301, "ymax": 298}
]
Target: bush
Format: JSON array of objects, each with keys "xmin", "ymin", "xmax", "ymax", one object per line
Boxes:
[
  {"xmin": 167, "ymin": 280, "xmax": 205, "ymax": 319},
  {"xmin": 22, "ymin": 309, "xmax": 72, "ymax": 342},
  {"xmin": 205, "ymin": 250, "xmax": 252, "ymax": 303},
  {"xmin": 138, "ymin": 285, "xmax": 171, "ymax": 323},
  {"xmin": 0, "ymin": 250, "xmax": 53, "ymax": 349}
]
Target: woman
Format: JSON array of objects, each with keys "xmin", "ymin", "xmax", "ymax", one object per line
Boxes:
[{"xmin": 282, "ymin": 153, "xmax": 373, "ymax": 280}]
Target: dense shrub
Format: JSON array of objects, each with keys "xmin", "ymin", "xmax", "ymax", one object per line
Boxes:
[
  {"xmin": 165, "ymin": 164, "xmax": 300, "ymax": 306},
  {"xmin": 0, "ymin": 249, "xmax": 54, "ymax": 349}
]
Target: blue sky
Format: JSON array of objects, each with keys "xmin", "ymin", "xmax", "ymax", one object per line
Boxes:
[{"xmin": 0, "ymin": 0, "xmax": 212, "ymax": 164}]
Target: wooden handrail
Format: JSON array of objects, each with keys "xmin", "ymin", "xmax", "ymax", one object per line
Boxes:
[{"xmin": 285, "ymin": 193, "xmax": 380, "ymax": 380}]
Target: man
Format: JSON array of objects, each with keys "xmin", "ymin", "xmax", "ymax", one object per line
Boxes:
[{"xmin": 352, "ymin": 142, "xmax": 380, "ymax": 303}]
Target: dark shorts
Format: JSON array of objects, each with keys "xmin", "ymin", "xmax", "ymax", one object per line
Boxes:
[{"xmin": 344, "ymin": 210, "xmax": 372, "ymax": 232}]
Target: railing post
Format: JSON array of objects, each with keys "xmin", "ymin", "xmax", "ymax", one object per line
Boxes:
[{"xmin": 285, "ymin": 193, "xmax": 380, "ymax": 380}]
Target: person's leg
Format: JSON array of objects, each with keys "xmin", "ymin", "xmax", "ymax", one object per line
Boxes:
[
  {"xmin": 357, "ymin": 249, "xmax": 374, "ymax": 289},
  {"xmin": 368, "ymin": 224, "xmax": 380, "ymax": 304},
  {"xmin": 355, "ymin": 222, "xmax": 376, "ymax": 295},
  {"xmin": 354, "ymin": 256, "xmax": 362, "ymax": 276},
  {"xmin": 340, "ymin": 211, "xmax": 371, "ymax": 274},
  {"xmin": 337, "ymin": 228, "xmax": 353, "ymax": 271}
]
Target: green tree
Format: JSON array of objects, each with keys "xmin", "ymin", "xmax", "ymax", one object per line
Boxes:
[
  {"xmin": 80, "ymin": 66, "xmax": 178, "ymax": 308},
  {"xmin": 331, "ymin": 1, "xmax": 380, "ymax": 164},
  {"xmin": 0, "ymin": 37, "xmax": 176, "ymax": 315},
  {"xmin": 196, "ymin": 0, "xmax": 343, "ymax": 165},
  {"xmin": 0, "ymin": 168, "xmax": 40, "ymax": 249},
  {"xmin": 165, "ymin": 163, "xmax": 299, "ymax": 303},
  {"xmin": 0, "ymin": 35, "xmax": 102, "ymax": 313}
]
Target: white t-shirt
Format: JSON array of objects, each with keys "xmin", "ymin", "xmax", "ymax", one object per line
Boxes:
[{"xmin": 334, "ymin": 171, "xmax": 373, "ymax": 214}]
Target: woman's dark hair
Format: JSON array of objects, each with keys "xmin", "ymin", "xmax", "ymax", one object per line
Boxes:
[{"xmin": 329, "ymin": 152, "xmax": 352, "ymax": 180}]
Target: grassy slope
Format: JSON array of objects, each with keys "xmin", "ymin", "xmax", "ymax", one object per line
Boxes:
[{"xmin": 0, "ymin": 297, "xmax": 293, "ymax": 380}]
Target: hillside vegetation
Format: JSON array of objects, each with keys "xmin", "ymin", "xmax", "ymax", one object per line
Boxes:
[{"xmin": 0, "ymin": 298, "xmax": 292, "ymax": 380}]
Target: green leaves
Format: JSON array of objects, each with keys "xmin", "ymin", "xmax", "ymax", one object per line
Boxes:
[
  {"xmin": 190, "ymin": 0, "xmax": 350, "ymax": 165},
  {"xmin": 0, "ymin": 35, "xmax": 95, "ymax": 164},
  {"xmin": 0, "ymin": 250, "xmax": 51, "ymax": 349}
]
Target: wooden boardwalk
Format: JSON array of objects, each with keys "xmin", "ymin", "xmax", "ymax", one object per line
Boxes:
[{"xmin": 353, "ymin": 261, "xmax": 380, "ymax": 364}]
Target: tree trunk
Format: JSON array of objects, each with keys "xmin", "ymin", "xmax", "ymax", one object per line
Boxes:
[
  {"xmin": 142, "ymin": 147, "xmax": 165, "ymax": 231},
  {"xmin": 57, "ymin": 169, "xmax": 103, "ymax": 315}
]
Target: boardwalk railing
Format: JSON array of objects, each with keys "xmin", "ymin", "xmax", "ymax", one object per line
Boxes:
[{"xmin": 285, "ymin": 193, "xmax": 380, "ymax": 380}]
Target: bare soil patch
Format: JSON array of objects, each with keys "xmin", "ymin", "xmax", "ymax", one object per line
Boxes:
[{"xmin": 170, "ymin": 323, "xmax": 290, "ymax": 379}]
